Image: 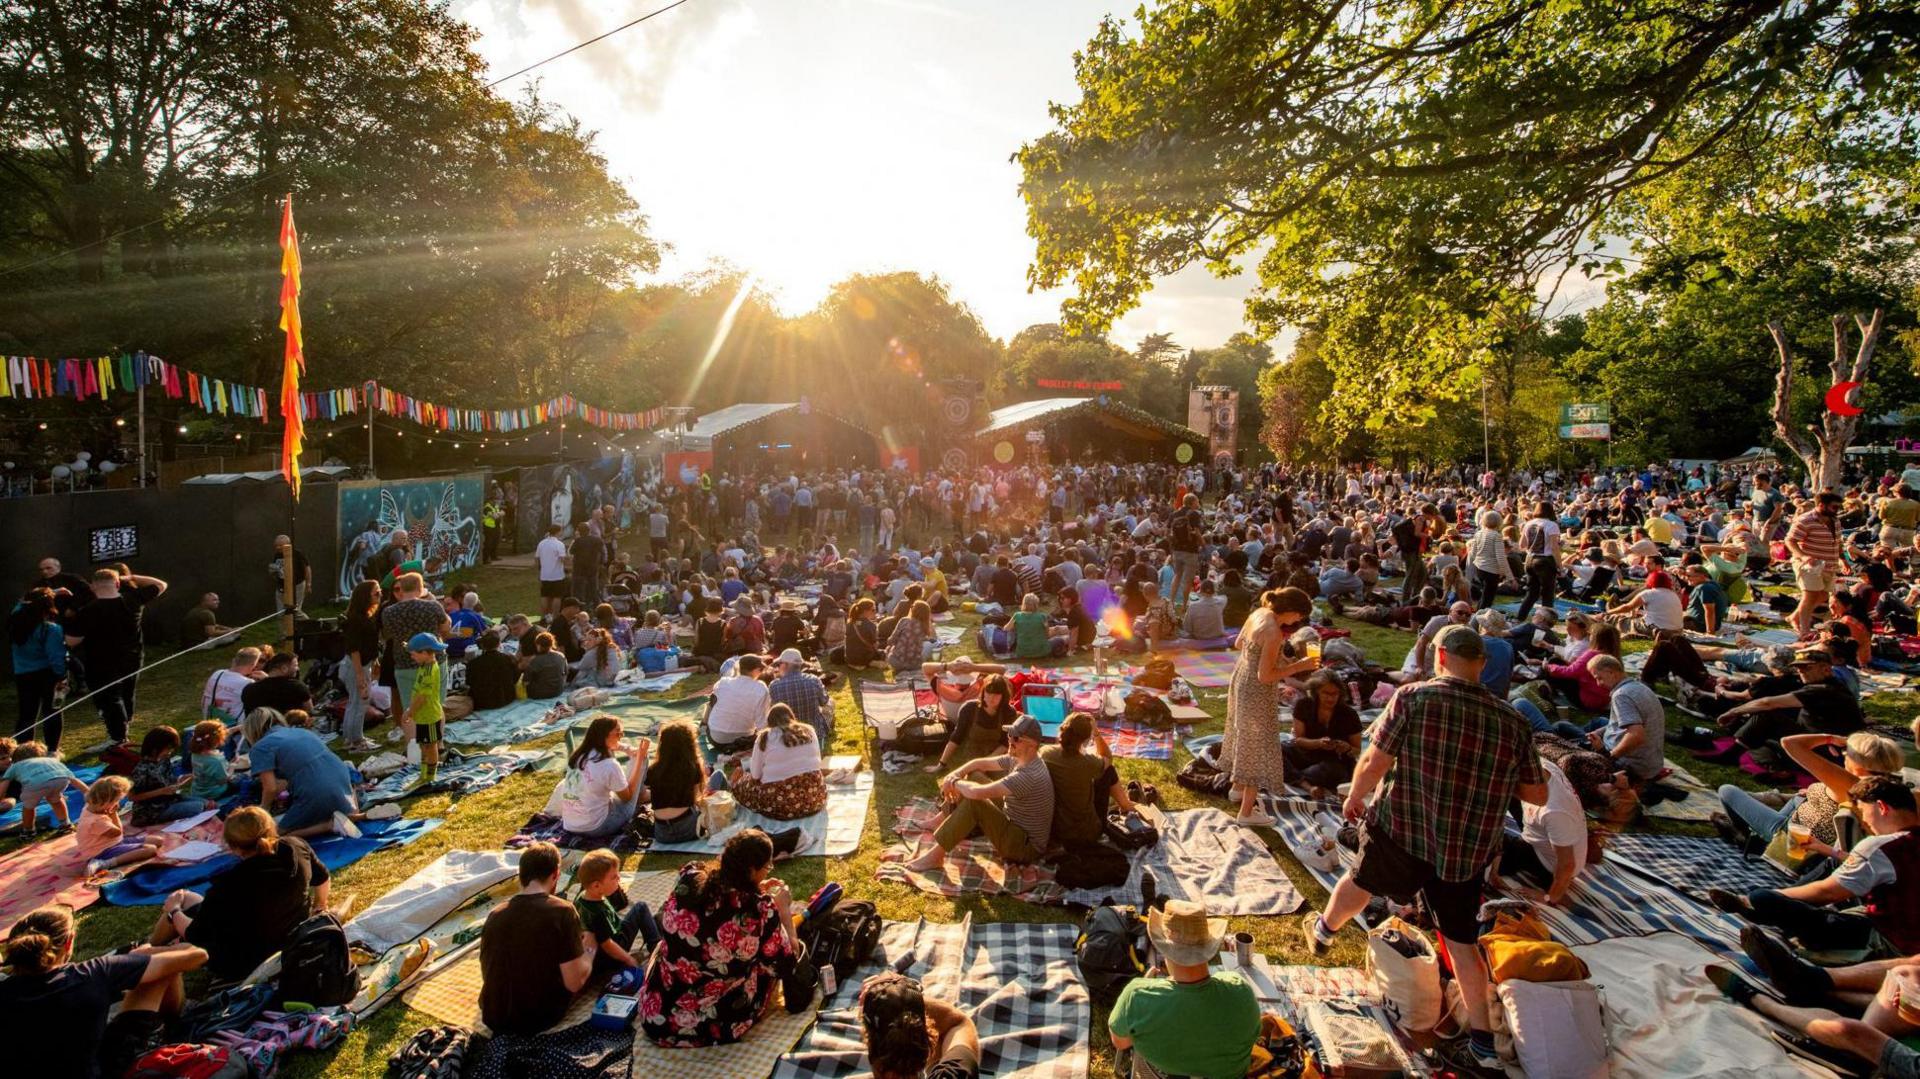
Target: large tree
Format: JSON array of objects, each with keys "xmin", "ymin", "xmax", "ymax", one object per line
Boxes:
[{"xmin": 1019, "ymin": 0, "xmax": 1920, "ymax": 434}]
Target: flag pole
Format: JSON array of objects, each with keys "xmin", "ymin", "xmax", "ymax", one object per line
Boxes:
[{"xmin": 278, "ymin": 192, "xmax": 305, "ymax": 651}]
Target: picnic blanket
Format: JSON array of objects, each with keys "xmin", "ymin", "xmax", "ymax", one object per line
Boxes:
[
  {"xmin": 1242, "ymin": 960, "xmax": 1429, "ymax": 1076},
  {"xmin": 1171, "ymin": 649, "xmax": 1239, "ymax": 688},
  {"xmin": 507, "ymin": 812, "xmax": 646, "ymax": 853},
  {"xmin": 648, "ymin": 756, "xmax": 872, "ymax": 857},
  {"xmin": 877, "ymin": 798, "xmax": 1062, "ymax": 903},
  {"xmin": 1155, "ymin": 632, "xmax": 1239, "ymax": 652},
  {"xmin": 0, "ymin": 815, "xmax": 224, "ymax": 930},
  {"xmin": 1604, "ymin": 832, "xmax": 1793, "ymax": 902},
  {"xmin": 0, "ymin": 763, "xmax": 103, "ymax": 831},
  {"xmin": 1056, "ymin": 807, "xmax": 1304, "ymax": 915},
  {"xmin": 101, "ymin": 816, "xmax": 443, "ymax": 906},
  {"xmin": 442, "ymin": 699, "xmax": 569, "ymax": 747},
  {"xmin": 360, "ymin": 749, "xmax": 551, "ymax": 805},
  {"xmin": 409, "ymin": 870, "xmax": 821, "ymax": 1079},
  {"xmin": 1512, "ymin": 853, "xmax": 1745, "ymax": 962},
  {"xmin": 347, "ymin": 849, "xmax": 521, "ymax": 954},
  {"xmin": 1572, "ymin": 932, "xmax": 1830, "ymax": 1078},
  {"xmin": 1094, "ymin": 716, "xmax": 1176, "ymax": 760},
  {"xmin": 772, "ymin": 916, "xmax": 1091, "ymax": 1079}
]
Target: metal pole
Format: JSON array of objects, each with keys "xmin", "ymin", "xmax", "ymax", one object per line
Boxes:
[
  {"xmin": 365, "ymin": 379, "xmax": 376, "ymax": 478},
  {"xmin": 136, "ymin": 381, "xmax": 147, "ymax": 488},
  {"xmin": 1481, "ymin": 370, "xmax": 1490, "ymax": 473}
]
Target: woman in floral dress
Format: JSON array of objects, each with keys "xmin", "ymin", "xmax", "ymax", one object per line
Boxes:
[
  {"xmin": 1220, "ymin": 587, "xmax": 1318, "ymax": 827},
  {"xmin": 640, "ymin": 829, "xmax": 800, "ymax": 1046}
]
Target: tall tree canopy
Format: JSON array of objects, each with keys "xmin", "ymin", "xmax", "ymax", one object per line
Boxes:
[{"xmin": 1019, "ymin": 0, "xmax": 1920, "ymax": 434}]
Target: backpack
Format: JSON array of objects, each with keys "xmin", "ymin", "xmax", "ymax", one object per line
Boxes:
[
  {"xmin": 1104, "ymin": 810, "xmax": 1160, "ymax": 851},
  {"xmin": 126, "ymin": 1044, "xmax": 254, "ymax": 1079},
  {"xmin": 1074, "ymin": 903, "xmax": 1148, "ymax": 1007},
  {"xmin": 1123, "ymin": 691, "xmax": 1176, "ymax": 731},
  {"xmin": 1055, "ymin": 841, "xmax": 1131, "ymax": 889},
  {"xmin": 276, "ymin": 911, "xmax": 361, "ymax": 1007},
  {"xmin": 177, "ymin": 981, "xmax": 277, "ymax": 1043},
  {"xmin": 387, "ymin": 1025, "xmax": 480, "ymax": 1079},
  {"xmin": 1133, "ymin": 657, "xmax": 1176, "ymax": 691},
  {"xmin": 101, "ymin": 741, "xmax": 143, "ymax": 776},
  {"xmin": 887, "ymin": 713, "xmax": 950, "ymax": 756},
  {"xmin": 799, "ymin": 895, "xmax": 882, "ymax": 984},
  {"xmin": 1176, "ymin": 749, "xmax": 1233, "ymax": 796}
]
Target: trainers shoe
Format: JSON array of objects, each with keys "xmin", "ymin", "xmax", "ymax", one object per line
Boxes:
[
  {"xmin": 1302, "ymin": 915, "xmax": 1333, "ymax": 958},
  {"xmin": 385, "ymin": 728, "xmax": 405, "ymax": 743},
  {"xmin": 364, "ymin": 803, "xmax": 403, "ymax": 821},
  {"xmin": 332, "ymin": 812, "xmax": 363, "ymax": 839},
  {"xmin": 1232, "ymin": 812, "xmax": 1276, "ymax": 828},
  {"xmin": 1706, "ymin": 887, "xmax": 1751, "ymax": 916}
]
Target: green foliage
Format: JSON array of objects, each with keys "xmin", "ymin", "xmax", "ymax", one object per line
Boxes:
[{"xmin": 1020, "ymin": 0, "xmax": 1920, "ymax": 435}]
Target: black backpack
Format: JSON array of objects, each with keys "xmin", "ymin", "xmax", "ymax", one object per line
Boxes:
[
  {"xmin": 1176, "ymin": 748, "xmax": 1233, "ymax": 796},
  {"xmin": 1074, "ymin": 903, "xmax": 1147, "ymax": 1006},
  {"xmin": 799, "ymin": 896, "xmax": 882, "ymax": 983},
  {"xmin": 1104, "ymin": 811, "xmax": 1160, "ymax": 851},
  {"xmin": 888, "ymin": 712, "xmax": 951, "ymax": 756},
  {"xmin": 1123, "ymin": 691, "xmax": 1176, "ymax": 731},
  {"xmin": 276, "ymin": 910, "xmax": 361, "ymax": 1007}
]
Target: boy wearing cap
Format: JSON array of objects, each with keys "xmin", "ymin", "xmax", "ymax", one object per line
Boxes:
[
  {"xmin": 404, "ymin": 632, "xmax": 446, "ymax": 787},
  {"xmin": 904, "ymin": 714, "xmax": 1054, "ymax": 870},
  {"xmin": 1108, "ymin": 899, "xmax": 1261, "ymax": 1079},
  {"xmin": 861, "ymin": 972, "xmax": 981, "ymax": 1079}
]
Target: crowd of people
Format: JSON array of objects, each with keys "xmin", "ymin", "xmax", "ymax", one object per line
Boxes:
[{"xmin": 8, "ymin": 450, "xmax": 1920, "ymax": 1077}]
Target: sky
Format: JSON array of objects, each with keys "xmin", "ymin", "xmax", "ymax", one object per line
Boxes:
[{"xmin": 452, "ymin": 0, "xmax": 1271, "ymax": 351}]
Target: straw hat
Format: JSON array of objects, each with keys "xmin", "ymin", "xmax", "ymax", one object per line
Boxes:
[{"xmin": 1145, "ymin": 900, "xmax": 1227, "ymax": 966}]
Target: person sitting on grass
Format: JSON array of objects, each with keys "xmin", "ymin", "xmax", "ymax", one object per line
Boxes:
[
  {"xmin": 648, "ymin": 719, "xmax": 711, "ymax": 846},
  {"xmin": 1010, "ymin": 593, "xmax": 1069, "ymax": 659},
  {"xmin": 187, "ymin": 720, "xmax": 231, "ymax": 801},
  {"xmin": 573, "ymin": 847, "xmax": 661, "ymax": 979},
  {"xmin": 75, "ymin": 776, "xmax": 165, "ymax": 876},
  {"xmin": 1179, "ymin": 579, "xmax": 1228, "ymax": 641},
  {"xmin": 127, "ymin": 726, "xmax": 215, "ymax": 827},
  {"xmin": 5, "ymin": 740, "xmax": 86, "ymax": 836},
  {"xmin": 149, "ymin": 807, "xmax": 334, "ymax": 986},
  {"xmin": 1710, "ymin": 647, "xmax": 1865, "ymax": 772},
  {"xmin": 1041, "ymin": 712, "xmax": 1137, "ymax": 848},
  {"xmin": 1109, "ymin": 899, "xmax": 1262, "ymax": 1079},
  {"xmin": 402, "ymin": 631, "xmax": 446, "ymax": 790},
  {"xmin": 727, "ymin": 704, "xmax": 828, "ymax": 827},
  {"xmin": 924, "ymin": 674, "xmax": 1019, "ymax": 775},
  {"xmin": 860, "ymin": 971, "xmax": 982, "ymax": 1079},
  {"xmin": 0, "ymin": 905, "xmax": 209, "ymax": 1079},
  {"xmin": 553, "ymin": 715, "xmax": 649, "ymax": 839},
  {"xmin": 1708, "ymin": 775, "xmax": 1920, "ymax": 960},
  {"xmin": 905, "ymin": 714, "xmax": 1053, "ymax": 870},
  {"xmin": 479, "ymin": 841, "xmax": 594, "ymax": 1037},
  {"xmin": 1714, "ymin": 731, "xmax": 1905, "ymax": 862},
  {"xmin": 1283, "ymin": 670, "xmax": 1364, "ymax": 799},
  {"xmin": 1497, "ymin": 759, "xmax": 1588, "ymax": 908}
]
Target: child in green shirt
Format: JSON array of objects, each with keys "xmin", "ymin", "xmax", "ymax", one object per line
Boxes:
[
  {"xmin": 573, "ymin": 848, "xmax": 660, "ymax": 977},
  {"xmin": 404, "ymin": 632, "xmax": 446, "ymax": 787}
]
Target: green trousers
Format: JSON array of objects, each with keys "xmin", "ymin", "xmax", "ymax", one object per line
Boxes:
[{"xmin": 935, "ymin": 797, "xmax": 1039, "ymax": 862}]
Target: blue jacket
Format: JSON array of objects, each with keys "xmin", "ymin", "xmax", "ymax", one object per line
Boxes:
[{"xmin": 9, "ymin": 613, "xmax": 67, "ymax": 678}]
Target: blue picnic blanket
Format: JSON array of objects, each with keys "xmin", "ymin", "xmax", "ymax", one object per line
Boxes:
[
  {"xmin": 0, "ymin": 764, "xmax": 103, "ymax": 831},
  {"xmin": 1602, "ymin": 832, "xmax": 1792, "ymax": 900},
  {"xmin": 360, "ymin": 750, "xmax": 549, "ymax": 805},
  {"xmin": 100, "ymin": 817, "xmax": 443, "ymax": 906},
  {"xmin": 441, "ymin": 699, "xmax": 565, "ymax": 747}
]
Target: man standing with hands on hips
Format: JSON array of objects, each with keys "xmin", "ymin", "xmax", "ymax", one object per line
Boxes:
[{"xmin": 1303, "ymin": 625, "xmax": 1548, "ymax": 1071}]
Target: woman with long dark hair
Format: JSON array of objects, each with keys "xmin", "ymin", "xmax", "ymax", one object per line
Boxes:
[
  {"xmin": 728, "ymin": 703, "xmax": 826, "ymax": 821},
  {"xmin": 339, "ymin": 580, "xmax": 381, "ymax": 751},
  {"xmin": 8, "ymin": 587, "xmax": 66, "ymax": 750},
  {"xmin": 925, "ymin": 673, "xmax": 1018, "ymax": 774},
  {"xmin": 640, "ymin": 829, "xmax": 801, "ymax": 1047},
  {"xmin": 648, "ymin": 718, "xmax": 709, "ymax": 844},
  {"xmin": 554, "ymin": 715, "xmax": 649, "ymax": 838}
]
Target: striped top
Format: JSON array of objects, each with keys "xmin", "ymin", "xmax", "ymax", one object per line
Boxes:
[{"xmin": 1786, "ymin": 510, "xmax": 1840, "ymax": 563}]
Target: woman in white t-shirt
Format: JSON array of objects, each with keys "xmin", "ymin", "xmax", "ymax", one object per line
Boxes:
[
  {"xmin": 725, "ymin": 704, "xmax": 827, "ymax": 821},
  {"xmin": 552, "ymin": 716, "xmax": 649, "ymax": 837}
]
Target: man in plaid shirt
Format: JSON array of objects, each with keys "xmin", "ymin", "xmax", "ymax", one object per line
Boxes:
[
  {"xmin": 1305, "ymin": 625, "xmax": 1547, "ymax": 1069},
  {"xmin": 768, "ymin": 648, "xmax": 832, "ymax": 746}
]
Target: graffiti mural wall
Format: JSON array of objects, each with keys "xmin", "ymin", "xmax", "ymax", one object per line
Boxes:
[
  {"xmin": 513, "ymin": 452, "xmax": 647, "ymax": 550},
  {"xmin": 334, "ymin": 472, "xmax": 486, "ymax": 600}
]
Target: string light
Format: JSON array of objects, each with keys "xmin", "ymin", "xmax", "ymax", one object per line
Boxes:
[
  {"xmin": 36, "ymin": 422, "xmax": 47, "ymax": 430},
  {"xmin": 114, "ymin": 418, "xmax": 126, "ymax": 427},
  {"xmin": 177, "ymin": 425, "xmax": 188, "ymax": 434}
]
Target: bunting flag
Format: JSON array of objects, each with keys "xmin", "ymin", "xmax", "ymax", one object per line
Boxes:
[
  {"xmin": 0, "ymin": 351, "xmax": 665, "ymax": 436},
  {"xmin": 278, "ymin": 196, "xmax": 306, "ymax": 498}
]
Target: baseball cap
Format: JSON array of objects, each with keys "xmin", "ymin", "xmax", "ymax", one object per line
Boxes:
[
  {"xmin": 1008, "ymin": 715, "xmax": 1045, "ymax": 743},
  {"xmin": 1436, "ymin": 624, "xmax": 1485, "ymax": 660},
  {"xmin": 1791, "ymin": 647, "xmax": 1832, "ymax": 667},
  {"xmin": 777, "ymin": 647, "xmax": 805, "ymax": 666},
  {"xmin": 407, "ymin": 632, "xmax": 446, "ymax": 653}
]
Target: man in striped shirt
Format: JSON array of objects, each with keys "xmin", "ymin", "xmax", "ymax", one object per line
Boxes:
[{"xmin": 1785, "ymin": 492, "xmax": 1844, "ymax": 635}]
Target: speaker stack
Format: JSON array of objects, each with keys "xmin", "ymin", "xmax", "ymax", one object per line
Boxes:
[{"xmin": 937, "ymin": 379, "xmax": 985, "ymax": 471}]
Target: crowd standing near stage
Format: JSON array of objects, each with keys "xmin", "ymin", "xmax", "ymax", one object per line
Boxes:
[{"xmin": 7, "ymin": 451, "xmax": 1920, "ymax": 1078}]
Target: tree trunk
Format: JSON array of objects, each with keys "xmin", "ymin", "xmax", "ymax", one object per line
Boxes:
[{"xmin": 1767, "ymin": 310, "xmax": 1884, "ymax": 491}]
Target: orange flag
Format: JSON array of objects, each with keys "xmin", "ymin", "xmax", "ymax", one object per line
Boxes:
[{"xmin": 278, "ymin": 196, "xmax": 305, "ymax": 498}]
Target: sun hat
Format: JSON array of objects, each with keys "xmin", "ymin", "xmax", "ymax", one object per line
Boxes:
[{"xmin": 1146, "ymin": 899, "xmax": 1228, "ymax": 966}]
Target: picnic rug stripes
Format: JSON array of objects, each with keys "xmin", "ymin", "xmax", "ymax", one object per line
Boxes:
[
  {"xmin": 772, "ymin": 917, "xmax": 1091, "ymax": 1079},
  {"xmin": 1602, "ymin": 832, "xmax": 1793, "ymax": 902},
  {"xmin": 1171, "ymin": 649, "xmax": 1239, "ymax": 688}
]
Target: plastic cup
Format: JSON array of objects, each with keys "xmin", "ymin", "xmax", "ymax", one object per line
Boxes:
[{"xmin": 1787, "ymin": 821, "xmax": 1813, "ymax": 857}]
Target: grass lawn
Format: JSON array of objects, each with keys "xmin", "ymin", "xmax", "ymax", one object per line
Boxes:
[{"xmin": 5, "ymin": 565, "xmax": 1914, "ymax": 1077}]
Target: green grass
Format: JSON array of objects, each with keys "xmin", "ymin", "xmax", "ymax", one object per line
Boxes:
[{"xmin": 7, "ymin": 567, "xmax": 1914, "ymax": 1077}]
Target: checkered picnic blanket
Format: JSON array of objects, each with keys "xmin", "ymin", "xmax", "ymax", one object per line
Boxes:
[
  {"xmin": 772, "ymin": 918, "xmax": 1091, "ymax": 1079},
  {"xmin": 1056, "ymin": 807, "xmax": 1305, "ymax": 915},
  {"xmin": 1514, "ymin": 854, "xmax": 1747, "ymax": 962},
  {"xmin": 877, "ymin": 798, "xmax": 1063, "ymax": 904},
  {"xmin": 1602, "ymin": 832, "xmax": 1792, "ymax": 901},
  {"xmin": 1172, "ymin": 649, "xmax": 1239, "ymax": 688},
  {"xmin": 1096, "ymin": 716, "xmax": 1175, "ymax": 760}
]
